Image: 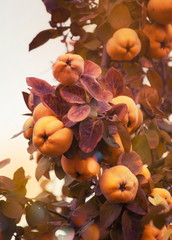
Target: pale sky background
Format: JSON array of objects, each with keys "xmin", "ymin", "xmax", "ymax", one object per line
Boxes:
[{"xmin": 0, "ymin": 0, "xmax": 67, "ymax": 198}]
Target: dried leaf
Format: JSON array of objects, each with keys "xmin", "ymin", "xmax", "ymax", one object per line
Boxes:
[
  {"xmin": 68, "ymin": 104, "xmax": 91, "ymax": 122},
  {"xmin": 117, "ymin": 151, "xmax": 143, "ymax": 175},
  {"xmin": 144, "ymin": 128, "xmax": 159, "ymax": 149},
  {"xmin": 100, "ymin": 201, "xmax": 122, "ymax": 228},
  {"xmin": 79, "ymin": 119, "xmax": 104, "ymax": 153},
  {"xmin": 105, "ymin": 67, "xmax": 124, "ymax": 98},
  {"xmin": 60, "ymin": 85, "xmax": 86, "ymax": 104}
]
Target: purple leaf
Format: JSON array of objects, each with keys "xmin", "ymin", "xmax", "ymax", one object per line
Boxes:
[
  {"xmin": 80, "ymin": 74, "xmax": 104, "ymax": 101},
  {"xmin": 26, "ymin": 77, "xmax": 55, "ymax": 97},
  {"xmin": 42, "ymin": 93, "xmax": 69, "ymax": 119},
  {"xmin": 83, "ymin": 60, "xmax": 102, "ymax": 78},
  {"xmin": 105, "ymin": 67, "xmax": 124, "ymax": 97},
  {"xmin": 79, "ymin": 119, "xmax": 104, "ymax": 153},
  {"xmin": 68, "ymin": 104, "xmax": 91, "ymax": 122},
  {"xmin": 62, "ymin": 114, "xmax": 78, "ymax": 128},
  {"xmin": 60, "ymin": 84, "xmax": 86, "ymax": 104}
]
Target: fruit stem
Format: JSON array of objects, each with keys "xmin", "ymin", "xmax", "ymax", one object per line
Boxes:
[
  {"xmin": 48, "ymin": 209, "xmax": 69, "ymax": 221},
  {"xmin": 101, "ymin": 43, "xmax": 111, "ymax": 68}
]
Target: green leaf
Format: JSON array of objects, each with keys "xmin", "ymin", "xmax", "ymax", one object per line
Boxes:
[
  {"xmin": 132, "ymin": 134, "xmax": 152, "ymax": 165},
  {"xmin": 108, "ymin": 3, "xmax": 131, "ymax": 29},
  {"xmin": 13, "ymin": 167, "xmax": 29, "ymax": 195}
]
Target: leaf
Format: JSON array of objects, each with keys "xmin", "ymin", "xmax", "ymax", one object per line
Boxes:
[
  {"xmin": 126, "ymin": 186, "xmax": 149, "ymax": 215},
  {"xmin": 100, "ymin": 201, "xmax": 122, "ymax": 228},
  {"xmin": 26, "ymin": 77, "xmax": 55, "ymax": 97},
  {"xmin": 109, "ymin": 103, "xmax": 128, "ymax": 122},
  {"xmin": 29, "ymin": 29, "xmax": 60, "ymax": 51},
  {"xmin": 0, "ymin": 176, "xmax": 17, "ymax": 192},
  {"xmin": 95, "ymin": 21, "xmax": 114, "ymax": 43},
  {"xmin": 110, "ymin": 226, "xmax": 124, "ymax": 240},
  {"xmin": 54, "ymin": 165, "xmax": 66, "ymax": 180},
  {"xmin": 80, "ymin": 74, "xmax": 104, "ymax": 101},
  {"xmin": 139, "ymin": 57, "xmax": 153, "ymax": 68},
  {"xmin": 42, "ymin": 93, "xmax": 69, "ymax": 119},
  {"xmin": 108, "ymin": 3, "xmax": 131, "ymax": 29},
  {"xmin": 132, "ymin": 134, "xmax": 152, "ymax": 165},
  {"xmin": 147, "ymin": 70, "xmax": 163, "ymax": 95},
  {"xmin": 117, "ymin": 151, "xmax": 143, "ymax": 175},
  {"xmin": 79, "ymin": 12, "xmax": 99, "ymax": 22},
  {"xmin": 35, "ymin": 157, "xmax": 51, "ymax": 181},
  {"xmin": 68, "ymin": 104, "xmax": 91, "ymax": 122},
  {"xmin": 115, "ymin": 121, "xmax": 131, "ymax": 153},
  {"xmin": 83, "ymin": 60, "xmax": 102, "ymax": 79},
  {"xmin": 0, "ymin": 158, "xmax": 10, "ymax": 169},
  {"xmin": 90, "ymin": 98, "xmax": 112, "ymax": 115},
  {"xmin": 13, "ymin": 167, "xmax": 29, "ymax": 195},
  {"xmin": 61, "ymin": 114, "xmax": 78, "ymax": 128},
  {"xmin": 144, "ymin": 128, "xmax": 159, "ymax": 149},
  {"xmin": 138, "ymin": 85, "xmax": 165, "ymax": 117},
  {"xmin": 60, "ymin": 85, "xmax": 86, "ymax": 104},
  {"xmin": 1, "ymin": 200, "xmax": 24, "ymax": 220},
  {"xmin": 105, "ymin": 67, "xmax": 124, "ymax": 98},
  {"xmin": 79, "ymin": 119, "xmax": 104, "ymax": 153},
  {"xmin": 83, "ymin": 39, "xmax": 102, "ymax": 51},
  {"xmin": 122, "ymin": 210, "xmax": 144, "ymax": 240},
  {"xmin": 42, "ymin": 0, "xmax": 70, "ymax": 24}
]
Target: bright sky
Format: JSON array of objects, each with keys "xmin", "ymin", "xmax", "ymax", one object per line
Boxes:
[{"xmin": 0, "ymin": 0, "xmax": 66, "ymax": 198}]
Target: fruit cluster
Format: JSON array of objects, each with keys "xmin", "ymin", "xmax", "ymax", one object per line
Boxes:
[
  {"xmin": 22, "ymin": 52, "xmax": 172, "ymax": 239},
  {"xmin": 106, "ymin": 0, "xmax": 172, "ymax": 60}
]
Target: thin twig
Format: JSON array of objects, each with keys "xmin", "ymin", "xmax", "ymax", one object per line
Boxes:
[{"xmin": 48, "ymin": 209, "xmax": 69, "ymax": 221}]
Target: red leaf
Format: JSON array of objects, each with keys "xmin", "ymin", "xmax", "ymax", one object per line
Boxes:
[
  {"xmin": 79, "ymin": 119, "xmax": 104, "ymax": 153},
  {"xmin": 35, "ymin": 156, "xmax": 51, "ymax": 181},
  {"xmin": 109, "ymin": 103, "xmax": 128, "ymax": 121},
  {"xmin": 80, "ymin": 74, "xmax": 104, "ymax": 101},
  {"xmin": 42, "ymin": 93, "xmax": 69, "ymax": 119},
  {"xmin": 105, "ymin": 67, "xmax": 124, "ymax": 97},
  {"xmin": 29, "ymin": 29, "xmax": 60, "ymax": 51},
  {"xmin": 115, "ymin": 121, "xmax": 131, "ymax": 153},
  {"xmin": 60, "ymin": 85, "xmax": 86, "ymax": 104},
  {"xmin": 68, "ymin": 104, "xmax": 91, "ymax": 122},
  {"xmin": 117, "ymin": 151, "xmax": 143, "ymax": 175},
  {"xmin": 26, "ymin": 77, "xmax": 55, "ymax": 97},
  {"xmin": 83, "ymin": 60, "xmax": 102, "ymax": 79},
  {"xmin": 90, "ymin": 98, "xmax": 112, "ymax": 115},
  {"xmin": 122, "ymin": 210, "xmax": 144, "ymax": 240}
]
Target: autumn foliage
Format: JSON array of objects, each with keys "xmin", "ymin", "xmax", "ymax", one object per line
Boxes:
[{"xmin": 1, "ymin": 0, "xmax": 172, "ymax": 240}]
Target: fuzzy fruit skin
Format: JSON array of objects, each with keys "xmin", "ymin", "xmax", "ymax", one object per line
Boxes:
[
  {"xmin": 23, "ymin": 116, "xmax": 34, "ymax": 139},
  {"xmin": 147, "ymin": 0, "xmax": 172, "ymax": 25},
  {"xmin": 150, "ymin": 188, "xmax": 172, "ymax": 205},
  {"xmin": 33, "ymin": 102, "xmax": 55, "ymax": 123},
  {"xmin": 106, "ymin": 28, "xmax": 141, "ymax": 61},
  {"xmin": 99, "ymin": 165, "xmax": 138, "ymax": 203},
  {"xmin": 130, "ymin": 106, "xmax": 143, "ymax": 134},
  {"xmin": 61, "ymin": 153, "xmax": 101, "ymax": 182},
  {"xmin": 110, "ymin": 95, "xmax": 138, "ymax": 133},
  {"xmin": 143, "ymin": 23, "xmax": 172, "ymax": 59},
  {"xmin": 52, "ymin": 53, "xmax": 84, "ymax": 85},
  {"xmin": 32, "ymin": 116, "xmax": 73, "ymax": 157},
  {"xmin": 141, "ymin": 222, "xmax": 166, "ymax": 240}
]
